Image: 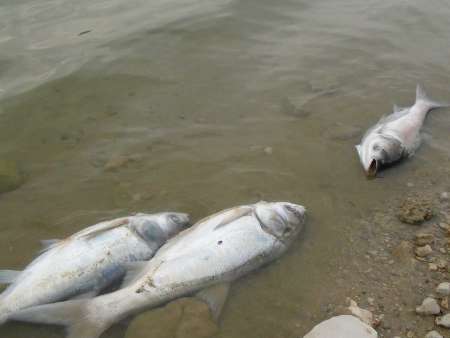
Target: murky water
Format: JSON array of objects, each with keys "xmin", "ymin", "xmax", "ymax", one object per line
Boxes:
[{"xmin": 1, "ymin": 0, "xmax": 450, "ymax": 337}]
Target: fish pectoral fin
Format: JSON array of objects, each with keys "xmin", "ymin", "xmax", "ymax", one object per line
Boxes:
[
  {"xmin": 39, "ymin": 239, "xmax": 62, "ymax": 253},
  {"xmin": 213, "ymin": 207, "xmax": 253, "ymax": 230},
  {"xmin": 76, "ymin": 218, "xmax": 130, "ymax": 240},
  {"xmin": 69, "ymin": 290, "xmax": 98, "ymax": 300},
  {"xmin": 0, "ymin": 269, "xmax": 21, "ymax": 284},
  {"xmin": 195, "ymin": 283, "xmax": 230, "ymax": 322},
  {"xmin": 120, "ymin": 261, "xmax": 148, "ymax": 288}
]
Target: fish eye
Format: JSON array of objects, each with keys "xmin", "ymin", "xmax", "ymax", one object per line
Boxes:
[
  {"xmin": 372, "ymin": 144, "xmax": 380, "ymax": 151},
  {"xmin": 169, "ymin": 214, "xmax": 181, "ymax": 223}
]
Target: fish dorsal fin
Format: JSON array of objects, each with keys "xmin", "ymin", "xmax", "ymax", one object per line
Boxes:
[
  {"xmin": 74, "ymin": 218, "xmax": 130, "ymax": 240},
  {"xmin": 120, "ymin": 261, "xmax": 148, "ymax": 288},
  {"xmin": 0, "ymin": 269, "xmax": 22, "ymax": 284},
  {"xmin": 377, "ymin": 107, "xmax": 410, "ymax": 125},
  {"xmin": 213, "ymin": 206, "xmax": 253, "ymax": 230},
  {"xmin": 39, "ymin": 239, "xmax": 62, "ymax": 253}
]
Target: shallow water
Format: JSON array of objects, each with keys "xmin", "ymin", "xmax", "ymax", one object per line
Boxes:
[{"xmin": 0, "ymin": 0, "xmax": 450, "ymax": 337}]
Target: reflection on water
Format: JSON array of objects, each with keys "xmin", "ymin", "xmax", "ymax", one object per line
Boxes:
[{"xmin": 0, "ymin": 0, "xmax": 449, "ymax": 337}]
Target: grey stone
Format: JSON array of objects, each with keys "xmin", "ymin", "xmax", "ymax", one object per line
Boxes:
[
  {"xmin": 303, "ymin": 315, "xmax": 377, "ymax": 338},
  {"xmin": 425, "ymin": 330, "xmax": 443, "ymax": 338},
  {"xmin": 436, "ymin": 313, "xmax": 450, "ymax": 328},
  {"xmin": 436, "ymin": 282, "xmax": 450, "ymax": 297},
  {"xmin": 416, "ymin": 297, "xmax": 440, "ymax": 315}
]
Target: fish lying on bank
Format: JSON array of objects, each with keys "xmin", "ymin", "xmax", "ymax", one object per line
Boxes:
[
  {"xmin": 356, "ymin": 84, "xmax": 448, "ymax": 176},
  {"xmin": 0, "ymin": 212, "xmax": 189, "ymax": 324},
  {"xmin": 11, "ymin": 201, "xmax": 306, "ymax": 338}
]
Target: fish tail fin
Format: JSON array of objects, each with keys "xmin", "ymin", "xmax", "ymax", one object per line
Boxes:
[
  {"xmin": 10, "ymin": 300, "xmax": 107, "ymax": 338},
  {"xmin": 416, "ymin": 83, "xmax": 449, "ymax": 110}
]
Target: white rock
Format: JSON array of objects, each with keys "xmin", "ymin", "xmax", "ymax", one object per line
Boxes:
[
  {"xmin": 303, "ymin": 315, "xmax": 377, "ymax": 338},
  {"xmin": 416, "ymin": 297, "xmax": 440, "ymax": 315},
  {"xmin": 436, "ymin": 313, "xmax": 450, "ymax": 328},
  {"xmin": 347, "ymin": 299, "xmax": 374, "ymax": 326},
  {"xmin": 440, "ymin": 192, "xmax": 449, "ymax": 202},
  {"xmin": 425, "ymin": 330, "xmax": 443, "ymax": 338},
  {"xmin": 436, "ymin": 282, "xmax": 450, "ymax": 297}
]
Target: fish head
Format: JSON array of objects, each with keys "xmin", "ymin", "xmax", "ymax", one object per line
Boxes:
[
  {"xmin": 254, "ymin": 201, "xmax": 306, "ymax": 243},
  {"xmin": 356, "ymin": 133, "xmax": 404, "ymax": 177},
  {"xmin": 134, "ymin": 212, "xmax": 190, "ymax": 242}
]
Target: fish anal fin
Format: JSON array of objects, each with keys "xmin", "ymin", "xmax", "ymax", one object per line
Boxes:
[
  {"xmin": 11, "ymin": 300, "xmax": 106, "ymax": 338},
  {"xmin": 0, "ymin": 269, "xmax": 21, "ymax": 284},
  {"xmin": 195, "ymin": 283, "xmax": 230, "ymax": 322},
  {"xmin": 120, "ymin": 261, "xmax": 148, "ymax": 288}
]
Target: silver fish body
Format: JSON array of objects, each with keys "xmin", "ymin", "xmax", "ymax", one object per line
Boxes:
[
  {"xmin": 11, "ymin": 201, "xmax": 306, "ymax": 338},
  {"xmin": 356, "ymin": 84, "xmax": 448, "ymax": 176},
  {"xmin": 0, "ymin": 212, "xmax": 189, "ymax": 324}
]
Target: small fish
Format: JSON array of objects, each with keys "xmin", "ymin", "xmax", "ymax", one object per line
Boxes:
[
  {"xmin": 10, "ymin": 201, "xmax": 306, "ymax": 338},
  {"xmin": 0, "ymin": 212, "xmax": 189, "ymax": 324},
  {"xmin": 356, "ymin": 84, "xmax": 448, "ymax": 176}
]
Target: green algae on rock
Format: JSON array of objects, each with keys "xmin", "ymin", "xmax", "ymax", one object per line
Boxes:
[{"xmin": 0, "ymin": 160, "xmax": 23, "ymax": 194}]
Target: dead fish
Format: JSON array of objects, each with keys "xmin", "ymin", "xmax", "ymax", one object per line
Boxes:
[
  {"xmin": 356, "ymin": 84, "xmax": 448, "ymax": 177},
  {"xmin": 0, "ymin": 212, "xmax": 189, "ymax": 324},
  {"xmin": 10, "ymin": 201, "xmax": 306, "ymax": 338}
]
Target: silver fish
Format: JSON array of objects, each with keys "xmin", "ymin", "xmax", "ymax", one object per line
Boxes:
[
  {"xmin": 0, "ymin": 212, "xmax": 189, "ymax": 324},
  {"xmin": 11, "ymin": 201, "xmax": 306, "ymax": 338},
  {"xmin": 356, "ymin": 84, "xmax": 448, "ymax": 176}
]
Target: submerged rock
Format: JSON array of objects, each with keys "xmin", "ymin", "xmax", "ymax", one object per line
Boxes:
[
  {"xmin": 397, "ymin": 196, "xmax": 434, "ymax": 224},
  {"xmin": 436, "ymin": 313, "xmax": 450, "ymax": 328},
  {"xmin": 436, "ymin": 282, "xmax": 450, "ymax": 297},
  {"xmin": 416, "ymin": 297, "xmax": 440, "ymax": 315},
  {"xmin": 415, "ymin": 245, "xmax": 433, "ymax": 257},
  {"xmin": 439, "ymin": 192, "xmax": 449, "ymax": 202},
  {"xmin": 0, "ymin": 159, "xmax": 24, "ymax": 193},
  {"xmin": 303, "ymin": 315, "xmax": 377, "ymax": 338},
  {"xmin": 425, "ymin": 331, "xmax": 443, "ymax": 338},
  {"xmin": 415, "ymin": 233, "xmax": 434, "ymax": 246}
]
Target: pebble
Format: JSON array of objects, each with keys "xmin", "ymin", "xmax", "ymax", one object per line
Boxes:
[
  {"xmin": 425, "ymin": 331, "xmax": 443, "ymax": 338},
  {"xmin": 347, "ymin": 299, "xmax": 374, "ymax": 326},
  {"xmin": 263, "ymin": 147, "xmax": 273, "ymax": 155},
  {"xmin": 440, "ymin": 192, "xmax": 449, "ymax": 202},
  {"xmin": 415, "ymin": 245, "xmax": 433, "ymax": 257},
  {"xmin": 104, "ymin": 155, "xmax": 131, "ymax": 171},
  {"xmin": 437, "ymin": 259, "xmax": 447, "ymax": 270},
  {"xmin": 436, "ymin": 282, "xmax": 450, "ymax": 297},
  {"xmin": 303, "ymin": 315, "xmax": 377, "ymax": 338},
  {"xmin": 429, "ymin": 263, "xmax": 438, "ymax": 271},
  {"xmin": 415, "ymin": 297, "xmax": 440, "ymax": 315},
  {"xmin": 438, "ymin": 222, "xmax": 450, "ymax": 232},
  {"xmin": 415, "ymin": 233, "xmax": 434, "ymax": 246},
  {"xmin": 436, "ymin": 313, "xmax": 450, "ymax": 328},
  {"xmin": 440, "ymin": 297, "xmax": 448, "ymax": 310}
]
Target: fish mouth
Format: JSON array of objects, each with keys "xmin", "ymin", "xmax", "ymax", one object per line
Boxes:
[{"xmin": 366, "ymin": 159, "xmax": 378, "ymax": 177}]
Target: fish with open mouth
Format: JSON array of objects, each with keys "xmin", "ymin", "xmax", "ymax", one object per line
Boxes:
[
  {"xmin": 356, "ymin": 84, "xmax": 448, "ymax": 177},
  {"xmin": 0, "ymin": 212, "xmax": 189, "ymax": 324},
  {"xmin": 10, "ymin": 201, "xmax": 306, "ymax": 338}
]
